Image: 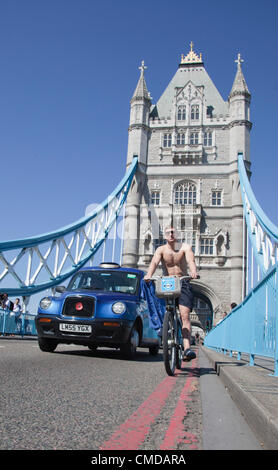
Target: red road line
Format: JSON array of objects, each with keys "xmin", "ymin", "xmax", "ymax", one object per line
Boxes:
[
  {"xmin": 159, "ymin": 356, "xmax": 199, "ymax": 450},
  {"xmin": 99, "ymin": 374, "xmax": 178, "ymax": 450}
]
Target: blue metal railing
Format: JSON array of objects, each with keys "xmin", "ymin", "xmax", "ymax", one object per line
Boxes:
[
  {"xmin": 238, "ymin": 152, "xmax": 278, "ymax": 274},
  {"xmin": 204, "ymin": 153, "xmax": 278, "ymax": 376},
  {"xmin": 0, "ymin": 308, "xmax": 37, "ymax": 337},
  {"xmin": 204, "ymin": 263, "xmax": 278, "ymax": 376}
]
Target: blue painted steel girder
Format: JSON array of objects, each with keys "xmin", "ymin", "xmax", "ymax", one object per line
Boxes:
[{"xmin": 0, "ymin": 157, "xmax": 138, "ymax": 296}]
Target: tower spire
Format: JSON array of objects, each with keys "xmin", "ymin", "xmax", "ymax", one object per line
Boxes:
[
  {"xmin": 131, "ymin": 60, "xmax": 151, "ymax": 102},
  {"xmin": 229, "ymin": 53, "xmax": 250, "ymax": 99}
]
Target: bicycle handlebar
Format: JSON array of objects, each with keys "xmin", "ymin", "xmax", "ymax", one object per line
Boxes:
[{"xmin": 145, "ymin": 274, "xmax": 200, "ymax": 281}]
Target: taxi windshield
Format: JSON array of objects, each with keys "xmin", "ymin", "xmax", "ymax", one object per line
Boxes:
[{"xmin": 67, "ymin": 270, "xmax": 139, "ymax": 295}]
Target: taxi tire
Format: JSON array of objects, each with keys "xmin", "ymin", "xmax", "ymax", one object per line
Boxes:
[
  {"xmin": 149, "ymin": 345, "xmax": 159, "ymax": 356},
  {"xmin": 120, "ymin": 324, "xmax": 139, "ymax": 359},
  {"xmin": 38, "ymin": 337, "xmax": 58, "ymax": 352}
]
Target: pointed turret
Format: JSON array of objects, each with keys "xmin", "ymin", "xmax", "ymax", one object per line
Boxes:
[
  {"xmin": 131, "ymin": 60, "xmax": 151, "ymax": 102},
  {"xmin": 229, "ymin": 53, "xmax": 250, "ymax": 99},
  {"xmin": 127, "ymin": 60, "xmax": 151, "ymax": 166},
  {"xmin": 228, "ymin": 53, "xmax": 252, "ymax": 304},
  {"xmin": 123, "ymin": 61, "xmax": 151, "ymax": 268},
  {"xmin": 228, "ymin": 53, "xmax": 252, "ymax": 163}
]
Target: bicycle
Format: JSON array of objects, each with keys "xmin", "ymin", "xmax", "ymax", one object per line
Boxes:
[{"xmin": 149, "ymin": 275, "xmax": 198, "ymax": 376}]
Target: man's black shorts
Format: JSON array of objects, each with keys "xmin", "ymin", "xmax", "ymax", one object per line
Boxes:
[{"xmin": 178, "ymin": 279, "xmax": 194, "ymax": 311}]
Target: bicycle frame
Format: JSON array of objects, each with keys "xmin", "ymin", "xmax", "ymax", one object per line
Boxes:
[
  {"xmin": 164, "ymin": 296, "xmax": 184, "ymax": 374},
  {"xmin": 148, "ymin": 275, "xmax": 192, "ymax": 375}
]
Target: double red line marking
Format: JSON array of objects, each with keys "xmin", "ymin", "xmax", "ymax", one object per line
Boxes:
[{"xmin": 100, "ymin": 356, "xmax": 199, "ymax": 450}]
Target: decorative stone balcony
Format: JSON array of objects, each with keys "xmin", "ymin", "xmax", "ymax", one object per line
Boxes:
[
  {"xmin": 172, "ymin": 148, "xmax": 203, "ymax": 165},
  {"xmin": 173, "ymin": 204, "xmax": 202, "ymax": 217}
]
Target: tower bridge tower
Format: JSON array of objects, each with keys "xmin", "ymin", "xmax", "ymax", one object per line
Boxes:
[{"xmin": 122, "ymin": 44, "xmax": 251, "ymax": 326}]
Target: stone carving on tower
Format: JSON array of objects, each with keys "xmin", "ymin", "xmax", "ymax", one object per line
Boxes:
[{"xmin": 122, "ymin": 43, "xmax": 251, "ymax": 328}]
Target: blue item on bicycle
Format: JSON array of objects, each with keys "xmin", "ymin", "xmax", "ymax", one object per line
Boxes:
[
  {"xmin": 141, "ymin": 280, "xmax": 166, "ymax": 331},
  {"xmin": 154, "ymin": 276, "xmax": 181, "ymax": 298}
]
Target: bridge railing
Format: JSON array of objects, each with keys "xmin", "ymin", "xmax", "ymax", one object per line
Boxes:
[
  {"xmin": 204, "ymin": 153, "xmax": 278, "ymax": 376},
  {"xmin": 0, "ymin": 308, "xmax": 37, "ymax": 337},
  {"xmin": 238, "ymin": 152, "xmax": 278, "ymax": 277},
  {"xmin": 204, "ymin": 263, "xmax": 278, "ymax": 376}
]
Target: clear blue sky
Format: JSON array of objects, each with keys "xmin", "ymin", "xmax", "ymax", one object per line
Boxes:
[{"xmin": 0, "ymin": 0, "xmax": 277, "ymax": 309}]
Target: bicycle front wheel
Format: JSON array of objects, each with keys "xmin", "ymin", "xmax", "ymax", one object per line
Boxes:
[{"xmin": 162, "ymin": 309, "xmax": 176, "ymax": 376}]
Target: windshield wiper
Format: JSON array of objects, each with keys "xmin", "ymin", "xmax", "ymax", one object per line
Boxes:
[
  {"xmin": 79, "ymin": 287, "xmax": 103, "ymax": 290},
  {"xmin": 112, "ymin": 290, "xmax": 134, "ymax": 294}
]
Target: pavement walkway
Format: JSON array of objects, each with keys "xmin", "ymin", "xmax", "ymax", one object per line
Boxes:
[{"xmin": 201, "ymin": 346, "xmax": 278, "ymax": 450}]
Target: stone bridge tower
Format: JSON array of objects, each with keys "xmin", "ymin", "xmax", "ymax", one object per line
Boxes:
[{"xmin": 122, "ymin": 44, "xmax": 251, "ymax": 327}]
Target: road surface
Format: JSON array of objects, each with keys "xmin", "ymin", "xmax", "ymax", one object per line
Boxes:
[{"xmin": 0, "ymin": 338, "xmax": 261, "ymax": 451}]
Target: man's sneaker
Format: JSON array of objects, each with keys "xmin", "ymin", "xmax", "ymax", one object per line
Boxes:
[{"xmin": 183, "ymin": 348, "xmax": 196, "ymax": 362}]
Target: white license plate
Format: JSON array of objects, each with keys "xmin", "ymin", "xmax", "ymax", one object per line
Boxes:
[{"xmin": 59, "ymin": 323, "xmax": 92, "ymax": 333}]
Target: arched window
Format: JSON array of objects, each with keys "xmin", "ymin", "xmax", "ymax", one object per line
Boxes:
[
  {"xmin": 177, "ymin": 106, "xmax": 186, "ymax": 121},
  {"xmin": 150, "ymin": 190, "xmax": 160, "ymax": 206},
  {"xmin": 163, "ymin": 133, "xmax": 172, "ymax": 147},
  {"xmin": 190, "ymin": 132, "xmax": 199, "ymax": 145},
  {"xmin": 177, "ymin": 132, "xmax": 185, "ymax": 146},
  {"xmin": 191, "ymin": 105, "xmax": 199, "ymax": 120},
  {"xmin": 174, "ymin": 182, "xmax": 197, "ymax": 205}
]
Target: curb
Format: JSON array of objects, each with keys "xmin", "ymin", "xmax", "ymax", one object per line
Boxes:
[{"xmin": 201, "ymin": 346, "xmax": 278, "ymax": 450}]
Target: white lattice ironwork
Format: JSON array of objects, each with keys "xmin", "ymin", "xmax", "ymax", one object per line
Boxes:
[
  {"xmin": 238, "ymin": 153, "xmax": 278, "ymax": 275},
  {"xmin": 0, "ymin": 157, "xmax": 138, "ymax": 297}
]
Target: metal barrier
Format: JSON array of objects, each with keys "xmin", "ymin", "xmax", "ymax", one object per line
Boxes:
[
  {"xmin": 204, "ymin": 154, "xmax": 278, "ymax": 377},
  {"xmin": 204, "ymin": 263, "xmax": 278, "ymax": 377},
  {"xmin": 0, "ymin": 308, "xmax": 37, "ymax": 337}
]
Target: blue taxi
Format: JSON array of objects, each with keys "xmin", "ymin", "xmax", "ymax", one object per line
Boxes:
[{"xmin": 35, "ymin": 263, "xmax": 162, "ymax": 359}]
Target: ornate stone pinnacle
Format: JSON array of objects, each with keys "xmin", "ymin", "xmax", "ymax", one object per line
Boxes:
[{"xmin": 180, "ymin": 42, "xmax": 203, "ymax": 64}]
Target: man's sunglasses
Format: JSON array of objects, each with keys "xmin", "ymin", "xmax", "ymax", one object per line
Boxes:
[{"xmin": 165, "ymin": 230, "xmax": 176, "ymax": 235}]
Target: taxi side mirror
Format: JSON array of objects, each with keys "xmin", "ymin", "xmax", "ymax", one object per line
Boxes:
[{"xmin": 55, "ymin": 286, "xmax": 66, "ymax": 293}]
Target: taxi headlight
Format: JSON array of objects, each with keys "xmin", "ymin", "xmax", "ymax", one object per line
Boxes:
[
  {"xmin": 40, "ymin": 297, "xmax": 52, "ymax": 310},
  {"xmin": 112, "ymin": 302, "xmax": 126, "ymax": 314}
]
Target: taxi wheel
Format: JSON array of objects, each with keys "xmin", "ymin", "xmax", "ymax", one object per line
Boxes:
[
  {"xmin": 38, "ymin": 337, "xmax": 58, "ymax": 352},
  {"xmin": 149, "ymin": 345, "xmax": 159, "ymax": 356},
  {"xmin": 120, "ymin": 325, "xmax": 139, "ymax": 359}
]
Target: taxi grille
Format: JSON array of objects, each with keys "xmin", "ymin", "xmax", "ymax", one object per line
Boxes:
[{"xmin": 62, "ymin": 297, "xmax": 95, "ymax": 318}]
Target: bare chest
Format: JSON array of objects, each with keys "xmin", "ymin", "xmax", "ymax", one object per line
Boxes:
[{"xmin": 163, "ymin": 247, "xmax": 185, "ymax": 267}]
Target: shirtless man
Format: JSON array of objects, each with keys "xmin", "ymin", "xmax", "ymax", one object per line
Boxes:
[{"xmin": 144, "ymin": 226, "xmax": 198, "ymax": 361}]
